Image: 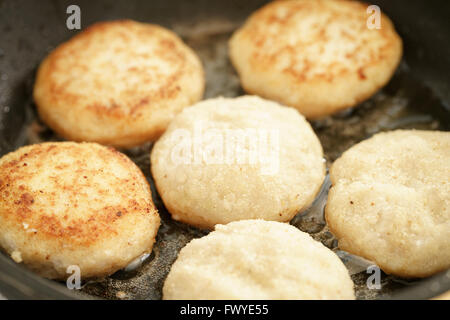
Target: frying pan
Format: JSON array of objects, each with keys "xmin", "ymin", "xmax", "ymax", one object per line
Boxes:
[{"xmin": 0, "ymin": 0, "xmax": 449, "ymax": 300}]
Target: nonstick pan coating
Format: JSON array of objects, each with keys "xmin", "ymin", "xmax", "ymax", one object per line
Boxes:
[{"xmin": 0, "ymin": 0, "xmax": 449, "ymax": 300}]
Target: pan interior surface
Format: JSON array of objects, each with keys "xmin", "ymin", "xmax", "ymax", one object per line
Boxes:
[{"xmin": 0, "ymin": 0, "xmax": 449, "ymax": 300}]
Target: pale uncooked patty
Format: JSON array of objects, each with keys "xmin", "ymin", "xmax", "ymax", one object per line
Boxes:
[
  {"xmin": 326, "ymin": 130, "xmax": 450, "ymax": 278},
  {"xmin": 229, "ymin": 0, "xmax": 403, "ymax": 119},
  {"xmin": 0, "ymin": 142, "xmax": 160, "ymax": 279},
  {"xmin": 34, "ymin": 20, "xmax": 204, "ymax": 148},
  {"xmin": 163, "ymin": 220, "xmax": 355, "ymax": 300},
  {"xmin": 151, "ymin": 96, "xmax": 325, "ymax": 229}
]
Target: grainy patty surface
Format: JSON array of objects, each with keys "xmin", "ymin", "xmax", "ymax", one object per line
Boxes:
[
  {"xmin": 229, "ymin": 0, "xmax": 402, "ymax": 118},
  {"xmin": 34, "ymin": 20, "xmax": 205, "ymax": 148},
  {"xmin": 326, "ymin": 130, "xmax": 450, "ymax": 278},
  {"xmin": 151, "ymin": 96, "xmax": 325, "ymax": 229},
  {"xmin": 163, "ymin": 220, "xmax": 355, "ymax": 299},
  {"xmin": 0, "ymin": 142, "xmax": 160, "ymax": 279}
]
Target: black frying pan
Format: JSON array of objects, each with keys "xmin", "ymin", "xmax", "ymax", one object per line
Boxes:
[{"xmin": 0, "ymin": 0, "xmax": 449, "ymax": 300}]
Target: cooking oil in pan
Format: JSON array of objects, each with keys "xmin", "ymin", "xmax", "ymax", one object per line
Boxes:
[{"xmin": 10, "ymin": 25, "xmax": 448, "ymax": 300}]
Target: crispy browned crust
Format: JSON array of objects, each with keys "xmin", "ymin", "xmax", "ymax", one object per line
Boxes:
[
  {"xmin": 0, "ymin": 142, "xmax": 160, "ymax": 279},
  {"xmin": 34, "ymin": 20, "xmax": 204, "ymax": 148},
  {"xmin": 0, "ymin": 143, "xmax": 145, "ymax": 243},
  {"xmin": 229, "ymin": 0, "xmax": 403, "ymax": 119}
]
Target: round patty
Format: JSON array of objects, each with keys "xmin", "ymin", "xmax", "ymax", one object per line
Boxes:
[
  {"xmin": 229, "ymin": 0, "xmax": 402, "ymax": 119},
  {"xmin": 151, "ymin": 96, "xmax": 325, "ymax": 229},
  {"xmin": 163, "ymin": 220, "xmax": 355, "ymax": 299},
  {"xmin": 326, "ymin": 130, "xmax": 450, "ymax": 278},
  {"xmin": 34, "ymin": 20, "xmax": 204, "ymax": 148},
  {"xmin": 0, "ymin": 142, "xmax": 160, "ymax": 279}
]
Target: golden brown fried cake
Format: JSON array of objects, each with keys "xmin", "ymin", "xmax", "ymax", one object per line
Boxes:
[
  {"xmin": 151, "ymin": 96, "xmax": 325, "ymax": 229},
  {"xmin": 326, "ymin": 130, "xmax": 450, "ymax": 278},
  {"xmin": 0, "ymin": 142, "xmax": 160, "ymax": 279},
  {"xmin": 34, "ymin": 20, "xmax": 204, "ymax": 148},
  {"xmin": 229, "ymin": 0, "xmax": 403, "ymax": 119},
  {"xmin": 163, "ymin": 220, "xmax": 355, "ymax": 300}
]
